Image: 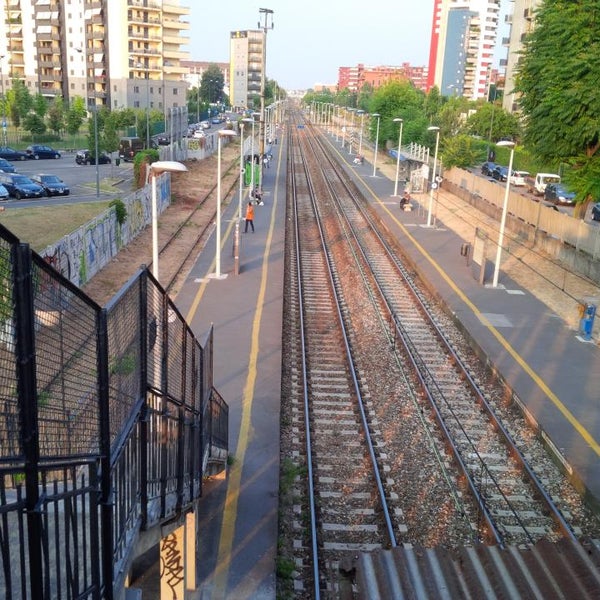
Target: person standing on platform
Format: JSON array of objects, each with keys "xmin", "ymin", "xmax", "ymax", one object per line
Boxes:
[{"xmin": 244, "ymin": 200, "xmax": 255, "ymax": 233}]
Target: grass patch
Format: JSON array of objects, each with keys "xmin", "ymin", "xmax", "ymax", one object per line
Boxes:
[{"xmin": 0, "ymin": 201, "xmax": 111, "ymax": 251}]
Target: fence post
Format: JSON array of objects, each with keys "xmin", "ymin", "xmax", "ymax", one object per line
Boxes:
[
  {"xmin": 139, "ymin": 270, "xmax": 149, "ymax": 529},
  {"xmin": 14, "ymin": 243, "xmax": 43, "ymax": 600},
  {"xmin": 97, "ymin": 307, "xmax": 114, "ymax": 599}
]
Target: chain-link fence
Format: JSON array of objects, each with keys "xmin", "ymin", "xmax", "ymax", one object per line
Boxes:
[{"xmin": 0, "ymin": 223, "xmax": 228, "ymax": 599}]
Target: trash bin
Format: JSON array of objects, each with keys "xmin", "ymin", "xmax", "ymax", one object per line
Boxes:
[
  {"xmin": 115, "ymin": 158, "xmax": 121, "ymax": 166},
  {"xmin": 579, "ymin": 302, "xmax": 596, "ymax": 340}
]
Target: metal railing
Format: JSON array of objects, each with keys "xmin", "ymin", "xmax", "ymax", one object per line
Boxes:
[{"xmin": 0, "ymin": 223, "xmax": 228, "ymax": 599}]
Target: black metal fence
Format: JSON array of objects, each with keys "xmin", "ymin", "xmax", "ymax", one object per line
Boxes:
[{"xmin": 0, "ymin": 224, "xmax": 228, "ymax": 599}]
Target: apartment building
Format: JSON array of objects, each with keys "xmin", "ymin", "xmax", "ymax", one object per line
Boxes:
[
  {"xmin": 229, "ymin": 29, "xmax": 265, "ymax": 111},
  {"xmin": 181, "ymin": 60, "xmax": 230, "ymax": 97},
  {"xmin": 502, "ymin": 0, "xmax": 540, "ymax": 113},
  {"xmin": 337, "ymin": 63, "xmax": 428, "ymax": 93},
  {"xmin": 427, "ymin": 0, "xmax": 501, "ymax": 100},
  {"xmin": 0, "ymin": 0, "xmax": 190, "ymax": 113}
]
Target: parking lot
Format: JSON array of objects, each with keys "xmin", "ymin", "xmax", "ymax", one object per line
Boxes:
[{"xmin": 0, "ymin": 151, "xmax": 134, "ymax": 208}]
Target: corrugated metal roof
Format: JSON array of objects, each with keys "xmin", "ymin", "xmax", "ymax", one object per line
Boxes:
[{"xmin": 356, "ymin": 539, "xmax": 600, "ymax": 599}]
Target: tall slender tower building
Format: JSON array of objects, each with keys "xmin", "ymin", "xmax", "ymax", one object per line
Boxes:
[
  {"xmin": 427, "ymin": 0, "xmax": 501, "ymax": 100},
  {"xmin": 229, "ymin": 29, "xmax": 265, "ymax": 112},
  {"xmin": 0, "ymin": 0, "xmax": 190, "ymax": 112}
]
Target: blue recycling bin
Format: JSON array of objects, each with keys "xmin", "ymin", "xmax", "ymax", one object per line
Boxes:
[{"xmin": 579, "ymin": 303, "xmax": 596, "ymax": 340}]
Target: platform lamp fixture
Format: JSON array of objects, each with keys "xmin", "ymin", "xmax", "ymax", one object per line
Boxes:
[
  {"xmin": 357, "ymin": 110, "xmax": 365, "ymax": 157},
  {"xmin": 212, "ymin": 130, "xmax": 237, "ymax": 280},
  {"xmin": 238, "ymin": 120, "xmax": 246, "ymax": 222},
  {"xmin": 147, "ymin": 161, "xmax": 188, "ymax": 281},
  {"xmin": 371, "ymin": 113, "xmax": 381, "ymax": 177},
  {"xmin": 492, "ymin": 141, "xmax": 516, "ymax": 288},
  {"xmin": 392, "ymin": 118, "xmax": 403, "ymax": 196},
  {"xmin": 426, "ymin": 126, "xmax": 440, "ymax": 227}
]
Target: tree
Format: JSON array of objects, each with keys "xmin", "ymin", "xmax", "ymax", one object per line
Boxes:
[
  {"xmin": 66, "ymin": 97, "xmax": 87, "ymax": 136},
  {"xmin": 466, "ymin": 102, "xmax": 521, "ymax": 143},
  {"xmin": 23, "ymin": 113, "xmax": 46, "ymax": 136},
  {"xmin": 200, "ymin": 64, "xmax": 224, "ymax": 104},
  {"xmin": 7, "ymin": 79, "xmax": 33, "ymax": 128},
  {"xmin": 366, "ymin": 80, "xmax": 428, "ymax": 148},
  {"xmin": 442, "ymin": 134, "xmax": 486, "ymax": 169},
  {"xmin": 47, "ymin": 97, "xmax": 65, "ymax": 135},
  {"xmin": 514, "ymin": 0, "xmax": 600, "ymax": 214}
]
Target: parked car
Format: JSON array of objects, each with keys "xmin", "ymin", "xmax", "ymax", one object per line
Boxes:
[
  {"xmin": 152, "ymin": 134, "xmax": 170, "ymax": 146},
  {"xmin": 0, "ymin": 158, "xmax": 16, "ymax": 173},
  {"xmin": 510, "ymin": 170, "xmax": 530, "ymax": 186},
  {"xmin": 544, "ymin": 183, "xmax": 576, "ymax": 205},
  {"xmin": 492, "ymin": 165, "xmax": 509, "ymax": 181},
  {"xmin": 0, "ymin": 146, "xmax": 29, "ymax": 161},
  {"xmin": 25, "ymin": 144, "xmax": 62, "ymax": 160},
  {"xmin": 0, "ymin": 183, "xmax": 9, "ymax": 200},
  {"xmin": 481, "ymin": 161, "xmax": 496, "ymax": 176},
  {"xmin": 118, "ymin": 136, "xmax": 144, "ymax": 161},
  {"xmin": 200, "ymin": 120, "xmax": 211, "ymax": 130},
  {"xmin": 0, "ymin": 173, "xmax": 45, "ymax": 199},
  {"xmin": 75, "ymin": 149, "xmax": 112, "ymax": 165},
  {"xmin": 592, "ymin": 203, "xmax": 600, "ymax": 221},
  {"xmin": 30, "ymin": 173, "xmax": 70, "ymax": 196}
]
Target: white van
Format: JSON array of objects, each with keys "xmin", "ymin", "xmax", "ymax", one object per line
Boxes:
[
  {"xmin": 510, "ymin": 170, "xmax": 530, "ymax": 187},
  {"xmin": 531, "ymin": 173, "xmax": 561, "ymax": 195}
]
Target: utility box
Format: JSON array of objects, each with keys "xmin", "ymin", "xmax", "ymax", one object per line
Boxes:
[{"xmin": 578, "ymin": 300, "xmax": 597, "ymax": 341}]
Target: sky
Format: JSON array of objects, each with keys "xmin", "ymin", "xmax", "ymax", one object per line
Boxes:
[{"xmin": 185, "ymin": 1, "xmax": 433, "ymax": 90}]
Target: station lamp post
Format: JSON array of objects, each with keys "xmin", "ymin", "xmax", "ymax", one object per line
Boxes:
[
  {"xmin": 341, "ymin": 107, "xmax": 347, "ymax": 149},
  {"xmin": 371, "ymin": 113, "xmax": 381, "ymax": 177},
  {"xmin": 148, "ymin": 161, "xmax": 188, "ymax": 282},
  {"xmin": 426, "ymin": 126, "xmax": 440, "ymax": 227},
  {"xmin": 212, "ymin": 130, "xmax": 237, "ymax": 280},
  {"xmin": 392, "ymin": 118, "xmax": 403, "ymax": 196},
  {"xmin": 238, "ymin": 121, "xmax": 246, "ymax": 222},
  {"xmin": 492, "ymin": 141, "xmax": 516, "ymax": 288},
  {"xmin": 357, "ymin": 110, "xmax": 365, "ymax": 157}
]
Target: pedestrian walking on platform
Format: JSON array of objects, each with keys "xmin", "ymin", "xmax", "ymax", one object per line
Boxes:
[{"xmin": 244, "ymin": 200, "xmax": 255, "ymax": 233}]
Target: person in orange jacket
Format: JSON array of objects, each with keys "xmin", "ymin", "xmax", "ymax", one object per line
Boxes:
[{"xmin": 244, "ymin": 200, "xmax": 255, "ymax": 233}]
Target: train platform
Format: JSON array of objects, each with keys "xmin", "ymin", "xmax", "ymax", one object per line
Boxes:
[
  {"xmin": 331, "ymin": 135, "xmax": 600, "ymax": 511},
  {"xmin": 132, "ymin": 125, "xmax": 600, "ymax": 598},
  {"xmin": 173, "ymin": 138, "xmax": 287, "ymax": 599}
]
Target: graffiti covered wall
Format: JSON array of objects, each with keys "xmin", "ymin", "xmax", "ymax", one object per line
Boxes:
[{"xmin": 42, "ymin": 173, "xmax": 171, "ymax": 287}]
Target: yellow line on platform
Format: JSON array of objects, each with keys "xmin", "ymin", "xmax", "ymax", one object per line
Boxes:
[
  {"xmin": 208, "ymin": 147, "xmax": 283, "ymax": 595},
  {"xmin": 348, "ymin": 165, "xmax": 600, "ymax": 459}
]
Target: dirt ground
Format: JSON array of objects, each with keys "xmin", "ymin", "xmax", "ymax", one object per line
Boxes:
[{"xmin": 81, "ymin": 144, "xmax": 240, "ymax": 306}]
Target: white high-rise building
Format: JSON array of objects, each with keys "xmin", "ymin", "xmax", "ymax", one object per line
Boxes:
[
  {"xmin": 428, "ymin": 0, "xmax": 501, "ymax": 100},
  {"xmin": 229, "ymin": 30, "xmax": 265, "ymax": 111},
  {"xmin": 502, "ymin": 0, "xmax": 541, "ymax": 112},
  {"xmin": 0, "ymin": 0, "xmax": 190, "ymax": 112}
]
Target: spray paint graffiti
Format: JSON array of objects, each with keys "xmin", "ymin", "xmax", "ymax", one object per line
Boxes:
[{"xmin": 41, "ymin": 173, "xmax": 172, "ymax": 288}]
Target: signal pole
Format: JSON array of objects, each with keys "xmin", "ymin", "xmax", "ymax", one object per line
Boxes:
[{"xmin": 258, "ymin": 8, "xmax": 274, "ymax": 192}]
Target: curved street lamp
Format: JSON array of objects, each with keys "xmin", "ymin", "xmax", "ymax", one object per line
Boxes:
[
  {"xmin": 371, "ymin": 113, "xmax": 381, "ymax": 177},
  {"xmin": 493, "ymin": 141, "xmax": 516, "ymax": 288},
  {"xmin": 148, "ymin": 161, "xmax": 188, "ymax": 281},
  {"xmin": 392, "ymin": 118, "xmax": 403, "ymax": 196},
  {"xmin": 357, "ymin": 110, "xmax": 365, "ymax": 156},
  {"xmin": 426, "ymin": 126, "xmax": 440, "ymax": 227},
  {"xmin": 212, "ymin": 129, "xmax": 237, "ymax": 280}
]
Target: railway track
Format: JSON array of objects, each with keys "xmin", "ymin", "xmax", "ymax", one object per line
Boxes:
[
  {"xmin": 280, "ymin": 109, "xmax": 600, "ymax": 598},
  {"xmin": 288, "ymin": 113, "xmax": 397, "ymax": 599}
]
